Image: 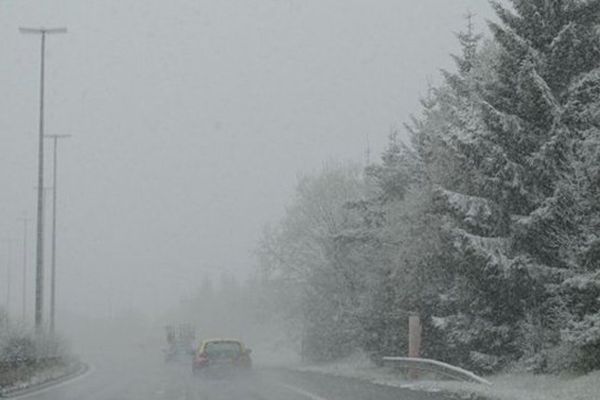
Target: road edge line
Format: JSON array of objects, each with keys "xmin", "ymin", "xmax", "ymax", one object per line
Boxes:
[{"xmin": 277, "ymin": 382, "xmax": 330, "ymax": 400}]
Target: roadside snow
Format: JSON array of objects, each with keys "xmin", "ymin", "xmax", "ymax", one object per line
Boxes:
[
  {"xmin": 438, "ymin": 371, "xmax": 600, "ymax": 400},
  {"xmin": 0, "ymin": 360, "xmax": 83, "ymax": 397},
  {"xmin": 296, "ymin": 352, "xmax": 375, "ymax": 377},
  {"xmin": 294, "ymin": 352, "xmax": 412, "ymax": 386},
  {"xmin": 294, "ymin": 353, "xmax": 600, "ymax": 400}
]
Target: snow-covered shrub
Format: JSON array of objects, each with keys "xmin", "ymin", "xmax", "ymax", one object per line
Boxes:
[
  {"xmin": 558, "ymin": 271, "xmax": 600, "ymax": 372},
  {"xmin": 0, "ymin": 315, "xmax": 70, "ymax": 369},
  {"xmin": 469, "ymin": 351, "xmax": 501, "ymax": 373},
  {"xmin": 543, "ymin": 343, "xmax": 582, "ymax": 374},
  {"xmin": 0, "ymin": 334, "xmax": 36, "ymax": 366}
]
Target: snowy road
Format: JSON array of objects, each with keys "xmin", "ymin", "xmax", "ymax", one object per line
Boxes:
[{"xmin": 12, "ymin": 350, "xmax": 457, "ymax": 400}]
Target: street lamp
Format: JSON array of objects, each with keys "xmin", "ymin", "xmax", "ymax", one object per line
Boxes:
[
  {"xmin": 45, "ymin": 134, "xmax": 71, "ymax": 333},
  {"xmin": 17, "ymin": 216, "xmax": 30, "ymax": 321},
  {"xmin": 19, "ymin": 26, "xmax": 67, "ymax": 331},
  {"xmin": 3, "ymin": 239, "xmax": 14, "ymax": 318}
]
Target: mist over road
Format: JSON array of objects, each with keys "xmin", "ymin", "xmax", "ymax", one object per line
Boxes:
[{"xmin": 16, "ymin": 346, "xmax": 455, "ymax": 400}]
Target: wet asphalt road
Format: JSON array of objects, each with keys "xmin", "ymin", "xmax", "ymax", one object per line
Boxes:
[{"xmin": 14, "ymin": 350, "xmax": 456, "ymax": 400}]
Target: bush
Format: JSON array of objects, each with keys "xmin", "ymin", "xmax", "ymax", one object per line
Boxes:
[
  {"xmin": 0, "ymin": 315, "xmax": 70, "ymax": 368},
  {"xmin": 0, "ymin": 335, "xmax": 36, "ymax": 366}
]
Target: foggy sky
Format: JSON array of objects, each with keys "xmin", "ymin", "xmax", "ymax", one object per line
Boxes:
[{"xmin": 0, "ymin": 0, "xmax": 497, "ymax": 324}]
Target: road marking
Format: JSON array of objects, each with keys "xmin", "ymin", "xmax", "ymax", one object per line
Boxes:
[
  {"xmin": 277, "ymin": 383, "xmax": 330, "ymax": 400},
  {"xmin": 6, "ymin": 364, "xmax": 93, "ymax": 400}
]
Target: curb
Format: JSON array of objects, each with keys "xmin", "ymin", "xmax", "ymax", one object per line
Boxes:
[{"xmin": 0, "ymin": 362, "xmax": 90, "ymax": 398}]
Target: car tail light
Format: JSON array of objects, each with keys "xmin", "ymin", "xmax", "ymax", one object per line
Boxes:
[{"xmin": 196, "ymin": 352, "xmax": 208, "ymax": 364}]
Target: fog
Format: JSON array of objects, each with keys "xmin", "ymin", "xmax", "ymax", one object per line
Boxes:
[
  {"xmin": 5, "ymin": 1, "xmax": 600, "ymax": 400},
  {"xmin": 1, "ymin": 0, "xmax": 493, "ymax": 325}
]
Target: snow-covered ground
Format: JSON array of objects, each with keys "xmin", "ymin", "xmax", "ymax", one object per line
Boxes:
[
  {"xmin": 439, "ymin": 371, "xmax": 600, "ymax": 400},
  {"xmin": 294, "ymin": 353, "xmax": 600, "ymax": 400},
  {"xmin": 0, "ymin": 359, "xmax": 84, "ymax": 397}
]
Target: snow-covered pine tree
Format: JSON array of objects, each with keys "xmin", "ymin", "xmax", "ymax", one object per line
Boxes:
[
  {"xmin": 423, "ymin": 18, "xmax": 528, "ymax": 372},
  {"xmin": 408, "ymin": 0, "xmax": 600, "ymax": 370},
  {"xmin": 432, "ymin": 0, "xmax": 600, "ymax": 371},
  {"xmin": 557, "ymin": 36, "xmax": 600, "ymax": 371},
  {"xmin": 359, "ymin": 21, "xmax": 505, "ymax": 367}
]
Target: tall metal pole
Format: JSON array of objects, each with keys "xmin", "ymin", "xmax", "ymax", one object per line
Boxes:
[
  {"xmin": 19, "ymin": 27, "xmax": 67, "ymax": 332},
  {"xmin": 4, "ymin": 240, "xmax": 12, "ymax": 316},
  {"xmin": 46, "ymin": 134, "xmax": 70, "ymax": 333},
  {"xmin": 18, "ymin": 217, "xmax": 29, "ymax": 321},
  {"xmin": 50, "ymin": 136, "xmax": 56, "ymax": 333},
  {"xmin": 35, "ymin": 30, "xmax": 45, "ymax": 332},
  {"xmin": 33, "ymin": 186, "xmax": 52, "ymax": 323},
  {"xmin": 7, "ymin": 243, "xmax": 10, "ymax": 315}
]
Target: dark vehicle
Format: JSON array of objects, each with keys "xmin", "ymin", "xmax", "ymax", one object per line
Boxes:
[
  {"xmin": 164, "ymin": 324, "xmax": 195, "ymax": 362},
  {"xmin": 192, "ymin": 339, "xmax": 252, "ymax": 377}
]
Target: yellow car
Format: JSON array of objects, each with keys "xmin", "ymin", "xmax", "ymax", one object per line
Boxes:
[{"xmin": 192, "ymin": 339, "xmax": 252, "ymax": 375}]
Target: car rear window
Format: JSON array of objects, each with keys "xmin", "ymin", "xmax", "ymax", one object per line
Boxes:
[{"xmin": 204, "ymin": 341, "xmax": 242, "ymax": 358}]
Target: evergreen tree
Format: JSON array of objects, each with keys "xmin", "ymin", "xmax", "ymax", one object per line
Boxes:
[
  {"xmin": 254, "ymin": 1, "xmax": 600, "ymax": 373},
  {"xmin": 426, "ymin": 0, "xmax": 600, "ymax": 371}
]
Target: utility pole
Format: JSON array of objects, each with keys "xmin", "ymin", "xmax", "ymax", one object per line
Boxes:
[
  {"xmin": 19, "ymin": 26, "xmax": 67, "ymax": 332},
  {"xmin": 33, "ymin": 186, "xmax": 52, "ymax": 326},
  {"xmin": 365, "ymin": 133, "xmax": 371, "ymax": 166},
  {"xmin": 18, "ymin": 216, "xmax": 30, "ymax": 321},
  {"xmin": 4, "ymin": 239, "xmax": 14, "ymax": 318},
  {"xmin": 45, "ymin": 134, "xmax": 71, "ymax": 333}
]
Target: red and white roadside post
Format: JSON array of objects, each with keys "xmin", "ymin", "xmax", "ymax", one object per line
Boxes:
[{"xmin": 408, "ymin": 313, "xmax": 422, "ymax": 379}]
